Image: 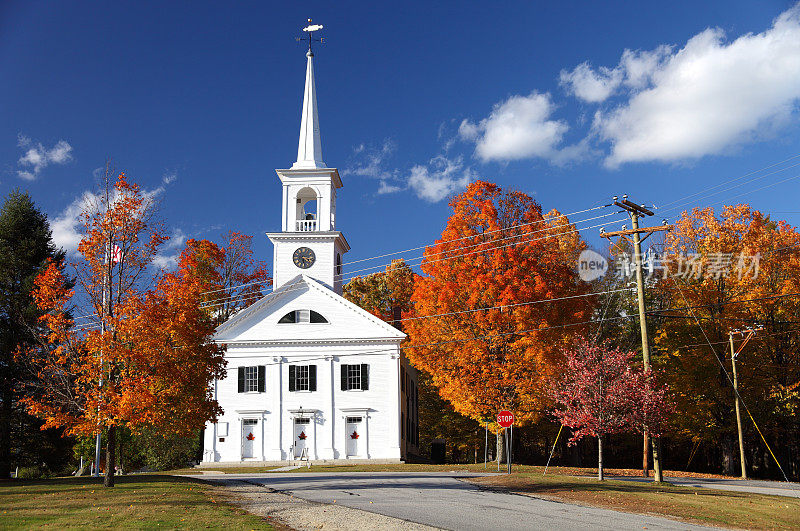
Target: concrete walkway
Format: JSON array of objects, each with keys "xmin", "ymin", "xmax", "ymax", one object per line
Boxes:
[{"xmin": 196, "ymin": 471, "xmax": 713, "ymax": 530}]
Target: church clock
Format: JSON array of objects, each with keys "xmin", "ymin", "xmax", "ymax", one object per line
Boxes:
[{"xmin": 293, "ymin": 247, "xmax": 316, "ymax": 269}]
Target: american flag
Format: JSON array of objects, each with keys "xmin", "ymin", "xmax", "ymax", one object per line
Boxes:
[{"xmin": 110, "ymin": 244, "xmax": 123, "ymax": 264}]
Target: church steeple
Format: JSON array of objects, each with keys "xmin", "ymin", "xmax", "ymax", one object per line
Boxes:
[
  {"xmin": 269, "ymin": 20, "xmax": 349, "ymax": 294},
  {"xmin": 291, "ymin": 49, "xmax": 325, "ymax": 169}
]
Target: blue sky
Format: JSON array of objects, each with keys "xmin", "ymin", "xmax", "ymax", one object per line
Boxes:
[{"xmin": 2, "ymin": 1, "xmax": 799, "ymax": 276}]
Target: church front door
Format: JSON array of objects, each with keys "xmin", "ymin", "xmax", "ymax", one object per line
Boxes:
[
  {"xmin": 293, "ymin": 418, "xmax": 310, "ymax": 458},
  {"xmin": 241, "ymin": 419, "xmax": 257, "ymax": 459},
  {"xmin": 346, "ymin": 416, "xmax": 362, "ymax": 457}
]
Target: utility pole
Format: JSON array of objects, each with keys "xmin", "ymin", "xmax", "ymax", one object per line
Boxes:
[
  {"xmin": 601, "ymin": 195, "xmax": 672, "ymax": 483},
  {"xmin": 728, "ymin": 327, "xmax": 760, "ymax": 479}
]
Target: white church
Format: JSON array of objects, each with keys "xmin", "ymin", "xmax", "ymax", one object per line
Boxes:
[{"xmin": 202, "ymin": 32, "xmax": 420, "ymax": 464}]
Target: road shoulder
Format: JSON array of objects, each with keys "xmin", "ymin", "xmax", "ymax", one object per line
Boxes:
[{"xmin": 213, "ymin": 479, "xmax": 440, "ymax": 531}]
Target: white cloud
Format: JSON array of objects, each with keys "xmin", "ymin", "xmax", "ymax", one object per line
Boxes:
[
  {"xmin": 560, "ymin": 63, "xmax": 623, "ymax": 103},
  {"xmin": 162, "ymin": 172, "xmax": 177, "ymax": 185},
  {"xmin": 560, "ymin": 47, "xmax": 673, "ymax": 104},
  {"xmin": 152, "ymin": 229, "xmax": 187, "ymax": 269},
  {"xmin": 579, "ymin": 5, "xmax": 800, "ymax": 167},
  {"xmin": 16, "ymin": 134, "xmax": 73, "ymax": 180},
  {"xmin": 51, "ymin": 191, "xmax": 95, "ymax": 256},
  {"xmin": 377, "ymin": 181, "xmax": 403, "ymax": 194},
  {"xmin": 343, "ymin": 139, "xmax": 407, "ymax": 195},
  {"xmin": 51, "ymin": 183, "xmax": 168, "ymax": 256},
  {"xmin": 408, "ymin": 155, "xmax": 474, "ymax": 202},
  {"xmin": 343, "ymin": 139, "xmax": 398, "ymax": 180},
  {"xmin": 459, "ymin": 92, "xmax": 571, "ymax": 163}
]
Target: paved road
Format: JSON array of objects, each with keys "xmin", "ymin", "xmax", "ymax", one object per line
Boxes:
[
  {"xmin": 199, "ymin": 471, "xmax": 710, "ymax": 530},
  {"xmin": 607, "ymin": 475, "xmax": 800, "ymax": 498}
]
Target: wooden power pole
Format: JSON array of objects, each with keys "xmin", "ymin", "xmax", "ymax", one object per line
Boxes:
[
  {"xmin": 728, "ymin": 327, "xmax": 760, "ymax": 479},
  {"xmin": 601, "ymin": 195, "xmax": 672, "ymax": 483}
]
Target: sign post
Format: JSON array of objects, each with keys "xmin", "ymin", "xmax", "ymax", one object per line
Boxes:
[{"xmin": 497, "ymin": 410, "xmax": 515, "ymax": 474}]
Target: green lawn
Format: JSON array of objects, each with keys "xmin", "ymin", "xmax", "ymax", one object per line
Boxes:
[
  {"xmin": 472, "ymin": 472, "xmax": 800, "ymax": 530},
  {"xmin": 0, "ymin": 475, "xmax": 275, "ymax": 530}
]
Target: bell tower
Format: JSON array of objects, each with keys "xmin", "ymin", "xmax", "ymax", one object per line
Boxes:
[{"xmin": 267, "ymin": 24, "xmax": 349, "ymax": 294}]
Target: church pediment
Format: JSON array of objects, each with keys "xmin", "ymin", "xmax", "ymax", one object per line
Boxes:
[{"xmin": 214, "ymin": 274, "xmax": 406, "ymax": 344}]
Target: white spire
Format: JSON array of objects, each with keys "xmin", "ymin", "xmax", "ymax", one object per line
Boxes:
[{"xmin": 292, "ymin": 50, "xmax": 326, "ymax": 170}]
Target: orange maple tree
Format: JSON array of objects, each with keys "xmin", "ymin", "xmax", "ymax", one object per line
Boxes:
[
  {"xmin": 653, "ymin": 205, "xmax": 800, "ymax": 475},
  {"xmin": 192, "ymin": 232, "xmax": 271, "ymax": 324},
  {"xmin": 405, "ymin": 181, "xmax": 594, "ymax": 448},
  {"xmin": 23, "ymin": 171, "xmax": 226, "ymax": 486},
  {"xmin": 343, "ymin": 259, "xmax": 414, "ymax": 323}
]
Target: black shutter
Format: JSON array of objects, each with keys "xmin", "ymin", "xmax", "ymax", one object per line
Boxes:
[
  {"xmin": 361, "ymin": 363, "xmax": 369, "ymax": 390},
  {"xmin": 401, "ymin": 366, "xmax": 406, "ymax": 393},
  {"xmin": 237, "ymin": 367, "xmax": 245, "ymax": 393},
  {"xmin": 341, "ymin": 365, "xmax": 348, "ymax": 391},
  {"xmin": 309, "ymin": 365, "xmax": 317, "ymax": 391},
  {"xmin": 257, "ymin": 366, "xmax": 266, "ymax": 392},
  {"xmin": 289, "ymin": 365, "xmax": 296, "ymax": 392}
]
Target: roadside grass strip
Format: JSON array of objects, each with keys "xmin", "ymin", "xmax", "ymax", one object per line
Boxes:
[
  {"xmin": 0, "ymin": 475, "xmax": 275, "ymax": 530},
  {"xmin": 471, "ymin": 472, "xmax": 800, "ymax": 530}
]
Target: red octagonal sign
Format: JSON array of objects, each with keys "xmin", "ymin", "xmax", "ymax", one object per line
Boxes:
[{"xmin": 497, "ymin": 410, "xmax": 514, "ymax": 428}]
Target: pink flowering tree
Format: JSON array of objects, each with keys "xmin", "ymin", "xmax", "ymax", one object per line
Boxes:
[{"xmin": 551, "ymin": 338, "xmax": 673, "ymax": 480}]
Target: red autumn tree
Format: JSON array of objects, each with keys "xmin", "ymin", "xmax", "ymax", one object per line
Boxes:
[
  {"xmin": 405, "ymin": 181, "xmax": 593, "ymax": 460},
  {"xmin": 551, "ymin": 338, "xmax": 673, "ymax": 480},
  {"xmin": 23, "ymin": 169, "xmax": 225, "ymax": 487}
]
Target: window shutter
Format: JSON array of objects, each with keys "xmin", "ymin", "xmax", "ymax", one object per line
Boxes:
[
  {"xmin": 288, "ymin": 365, "xmax": 296, "ymax": 392},
  {"xmin": 401, "ymin": 367, "xmax": 406, "ymax": 393},
  {"xmin": 258, "ymin": 366, "xmax": 266, "ymax": 392},
  {"xmin": 341, "ymin": 365, "xmax": 348, "ymax": 391},
  {"xmin": 361, "ymin": 363, "xmax": 369, "ymax": 390},
  {"xmin": 309, "ymin": 365, "xmax": 317, "ymax": 391},
  {"xmin": 237, "ymin": 367, "xmax": 245, "ymax": 393}
]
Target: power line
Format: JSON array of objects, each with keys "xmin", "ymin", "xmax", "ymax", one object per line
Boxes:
[
  {"xmin": 198, "ymin": 215, "xmax": 629, "ymax": 311},
  {"xmin": 197, "ymin": 206, "xmax": 617, "ymax": 299}
]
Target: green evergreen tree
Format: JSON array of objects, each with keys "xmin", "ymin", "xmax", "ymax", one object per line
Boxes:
[{"xmin": 0, "ymin": 189, "xmax": 66, "ymax": 478}]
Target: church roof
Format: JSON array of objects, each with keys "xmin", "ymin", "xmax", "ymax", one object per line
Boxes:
[{"xmin": 214, "ymin": 274, "xmax": 406, "ymax": 345}]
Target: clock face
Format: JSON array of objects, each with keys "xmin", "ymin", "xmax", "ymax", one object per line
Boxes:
[{"xmin": 293, "ymin": 247, "xmax": 316, "ymax": 269}]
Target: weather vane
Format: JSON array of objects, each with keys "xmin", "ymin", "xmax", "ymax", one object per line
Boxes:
[{"xmin": 297, "ymin": 18, "xmax": 324, "ymax": 54}]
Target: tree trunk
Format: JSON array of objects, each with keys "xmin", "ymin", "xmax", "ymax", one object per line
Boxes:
[
  {"xmin": 721, "ymin": 435, "xmax": 735, "ymax": 476},
  {"xmin": 496, "ymin": 430, "xmax": 506, "ymax": 464},
  {"xmin": 104, "ymin": 425, "xmax": 116, "ymax": 487},
  {"xmin": 598, "ymin": 435, "xmax": 604, "ymax": 481},
  {"xmin": 0, "ymin": 389, "xmax": 11, "ymax": 479}
]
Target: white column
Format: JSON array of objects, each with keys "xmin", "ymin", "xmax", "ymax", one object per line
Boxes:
[
  {"xmin": 238, "ymin": 418, "xmax": 244, "ymax": 461},
  {"xmin": 260, "ymin": 412, "xmax": 266, "ymax": 461},
  {"xmin": 388, "ymin": 350, "xmax": 402, "ymax": 459},
  {"xmin": 282, "ymin": 184, "xmax": 289, "ymax": 231},
  {"xmin": 312, "ymin": 413, "xmax": 319, "ymax": 460},
  {"xmin": 323, "ymin": 355, "xmax": 335, "ymax": 459},
  {"xmin": 269, "ymin": 357, "xmax": 283, "ymax": 460}
]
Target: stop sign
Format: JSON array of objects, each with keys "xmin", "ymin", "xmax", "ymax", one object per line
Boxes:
[{"xmin": 497, "ymin": 410, "xmax": 514, "ymax": 428}]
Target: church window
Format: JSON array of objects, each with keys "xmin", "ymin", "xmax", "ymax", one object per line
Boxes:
[
  {"xmin": 336, "ymin": 253, "xmax": 342, "ymax": 276},
  {"xmin": 278, "ymin": 310, "xmax": 328, "ymax": 324},
  {"xmin": 340, "ymin": 363, "xmax": 369, "ymax": 391},
  {"xmin": 237, "ymin": 366, "xmax": 265, "ymax": 393},
  {"xmin": 289, "ymin": 364, "xmax": 317, "ymax": 392}
]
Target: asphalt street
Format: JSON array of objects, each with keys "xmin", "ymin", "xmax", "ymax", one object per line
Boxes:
[{"xmin": 200, "ymin": 471, "xmax": 711, "ymax": 530}]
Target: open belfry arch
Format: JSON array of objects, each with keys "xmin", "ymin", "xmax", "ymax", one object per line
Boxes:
[{"xmin": 202, "ymin": 20, "xmax": 419, "ymax": 465}]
